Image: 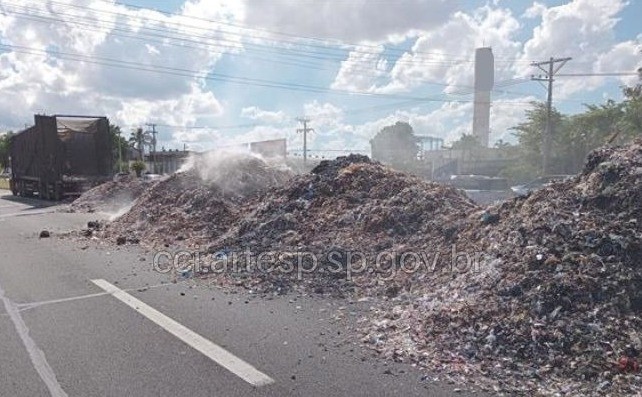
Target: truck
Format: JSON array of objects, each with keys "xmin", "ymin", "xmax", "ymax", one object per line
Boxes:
[{"xmin": 9, "ymin": 115, "xmax": 113, "ymax": 200}]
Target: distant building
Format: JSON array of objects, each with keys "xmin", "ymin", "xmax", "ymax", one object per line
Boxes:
[
  {"xmin": 249, "ymin": 138, "xmax": 287, "ymax": 158},
  {"xmin": 145, "ymin": 149, "xmax": 190, "ymax": 174}
]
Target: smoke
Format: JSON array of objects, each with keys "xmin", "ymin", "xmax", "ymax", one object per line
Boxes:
[
  {"xmin": 105, "ymin": 200, "xmax": 136, "ymax": 221},
  {"xmin": 178, "ymin": 148, "xmax": 293, "ymax": 200}
]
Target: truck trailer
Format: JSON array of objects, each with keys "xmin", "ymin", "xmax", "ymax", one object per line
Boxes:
[{"xmin": 9, "ymin": 115, "xmax": 112, "ymax": 200}]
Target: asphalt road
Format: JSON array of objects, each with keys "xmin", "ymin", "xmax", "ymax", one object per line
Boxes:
[{"xmin": 0, "ymin": 190, "xmax": 483, "ymax": 397}]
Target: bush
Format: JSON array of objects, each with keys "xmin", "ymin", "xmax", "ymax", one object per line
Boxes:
[{"xmin": 131, "ymin": 161, "xmax": 146, "ymax": 177}]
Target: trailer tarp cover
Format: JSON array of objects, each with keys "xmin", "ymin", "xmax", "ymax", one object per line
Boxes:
[{"xmin": 55, "ymin": 117, "xmax": 111, "ymax": 176}]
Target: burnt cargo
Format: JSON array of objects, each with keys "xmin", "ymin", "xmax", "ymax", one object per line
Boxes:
[{"xmin": 9, "ymin": 115, "xmax": 112, "ymax": 200}]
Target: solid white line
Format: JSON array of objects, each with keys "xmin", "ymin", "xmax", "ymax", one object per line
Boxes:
[
  {"xmin": 91, "ymin": 279, "xmax": 274, "ymax": 387},
  {"xmin": 0, "ymin": 282, "xmax": 68, "ymax": 397}
]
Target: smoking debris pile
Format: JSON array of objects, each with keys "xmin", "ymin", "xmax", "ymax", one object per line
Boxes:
[
  {"xmin": 69, "ymin": 174, "xmax": 148, "ymax": 214},
  {"xmin": 365, "ymin": 141, "xmax": 642, "ymax": 395},
  {"xmin": 79, "ymin": 143, "xmax": 642, "ymax": 395},
  {"xmin": 205, "ymin": 154, "xmax": 477, "ymax": 295},
  {"xmin": 102, "ymin": 153, "xmax": 292, "ymax": 247}
]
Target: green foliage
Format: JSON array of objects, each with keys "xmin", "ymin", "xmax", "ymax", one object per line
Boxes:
[
  {"xmin": 131, "ymin": 160, "xmax": 146, "ymax": 177},
  {"xmin": 451, "ymin": 134, "xmax": 482, "ymax": 150},
  {"xmin": 113, "ymin": 161, "xmax": 130, "ymax": 173},
  {"xmin": 620, "ymin": 84, "xmax": 642, "ymax": 138},
  {"xmin": 370, "ymin": 121, "xmax": 420, "ymax": 169},
  {"xmin": 0, "ymin": 131, "xmax": 14, "ymax": 170},
  {"xmin": 504, "ymin": 83, "xmax": 642, "ymax": 180},
  {"xmin": 109, "ymin": 124, "xmax": 129, "ymax": 166}
]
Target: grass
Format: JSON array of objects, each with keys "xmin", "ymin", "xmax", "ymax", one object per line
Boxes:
[{"xmin": 0, "ymin": 178, "xmax": 9, "ymax": 190}]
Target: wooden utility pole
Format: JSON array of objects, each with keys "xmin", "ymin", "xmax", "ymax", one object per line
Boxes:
[
  {"xmin": 117, "ymin": 128, "xmax": 123, "ymax": 173},
  {"xmin": 531, "ymin": 57, "xmax": 572, "ymax": 175},
  {"xmin": 296, "ymin": 118, "xmax": 314, "ymax": 164}
]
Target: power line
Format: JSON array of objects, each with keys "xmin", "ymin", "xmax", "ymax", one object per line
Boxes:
[
  {"xmin": 0, "ymin": 2, "xmax": 479, "ymax": 68},
  {"xmin": 0, "ymin": 4, "xmax": 490, "ymax": 85},
  {"xmin": 141, "ymin": 123, "xmax": 260, "ymax": 130},
  {"xmin": 87, "ymin": 0, "xmax": 495, "ymax": 62},
  {"xmin": 556, "ymin": 72, "xmax": 639, "ymax": 77},
  {"xmin": 0, "ymin": 43, "xmax": 492, "ymax": 103}
]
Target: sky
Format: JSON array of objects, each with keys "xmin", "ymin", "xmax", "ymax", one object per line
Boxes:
[{"xmin": 0, "ymin": 0, "xmax": 640, "ymax": 158}]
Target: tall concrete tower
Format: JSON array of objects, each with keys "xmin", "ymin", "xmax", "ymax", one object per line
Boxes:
[{"xmin": 472, "ymin": 47, "xmax": 494, "ymax": 147}]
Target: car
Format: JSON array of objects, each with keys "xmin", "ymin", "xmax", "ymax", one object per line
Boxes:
[
  {"xmin": 511, "ymin": 175, "xmax": 574, "ymax": 196},
  {"xmin": 142, "ymin": 173, "xmax": 163, "ymax": 182}
]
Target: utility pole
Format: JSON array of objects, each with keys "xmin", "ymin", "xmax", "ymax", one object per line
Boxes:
[
  {"xmin": 296, "ymin": 118, "xmax": 314, "ymax": 164},
  {"xmin": 117, "ymin": 128, "xmax": 123, "ymax": 173},
  {"xmin": 531, "ymin": 57, "xmax": 572, "ymax": 175},
  {"xmin": 146, "ymin": 123, "xmax": 157, "ymax": 174}
]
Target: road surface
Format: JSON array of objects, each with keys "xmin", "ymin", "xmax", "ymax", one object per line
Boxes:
[{"xmin": 0, "ymin": 190, "xmax": 482, "ymax": 396}]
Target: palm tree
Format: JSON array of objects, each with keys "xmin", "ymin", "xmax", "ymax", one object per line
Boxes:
[{"xmin": 129, "ymin": 127, "xmax": 145, "ymax": 160}]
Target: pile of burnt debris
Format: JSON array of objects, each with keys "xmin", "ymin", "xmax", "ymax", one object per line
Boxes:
[
  {"xmin": 100, "ymin": 153, "xmax": 292, "ymax": 248},
  {"xmin": 71, "ymin": 143, "xmax": 642, "ymax": 395},
  {"xmin": 363, "ymin": 141, "xmax": 642, "ymax": 395},
  {"xmin": 68, "ymin": 174, "xmax": 148, "ymax": 214}
]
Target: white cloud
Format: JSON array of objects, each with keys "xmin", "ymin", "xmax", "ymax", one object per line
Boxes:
[
  {"xmin": 595, "ymin": 37, "xmax": 642, "ymax": 87},
  {"xmin": 331, "ymin": 45, "xmax": 388, "ymax": 92},
  {"xmin": 0, "ymin": 0, "xmax": 240, "ymax": 131},
  {"xmin": 523, "ymin": 2, "xmax": 546, "ymax": 19},
  {"xmin": 240, "ymin": 106, "xmax": 288, "ymax": 124},
  {"xmin": 242, "ymin": 0, "xmax": 456, "ymax": 42},
  {"xmin": 302, "ymin": 101, "xmax": 344, "ymax": 129},
  {"xmin": 517, "ymin": 0, "xmax": 629, "ymax": 97},
  {"xmin": 331, "ymin": 5, "xmax": 522, "ymax": 95}
]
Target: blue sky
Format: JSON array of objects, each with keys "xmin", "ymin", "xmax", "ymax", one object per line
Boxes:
[{"xmin": 0, "ymin": 0, "xmax": 640, "ymax": 157}]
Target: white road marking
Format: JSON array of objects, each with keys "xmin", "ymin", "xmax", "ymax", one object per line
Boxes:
[
  {"xmin": 91, "ymin": 279, "xmax": 275, "ymax": 387},
  {"xmin": 0, "ymin": 282, "xmax": 68, "ymax": 397},
  {"xmin": 0, "ymin": 204, "xmax": 23, "ymax": 208},
  {"xmin": 0, "ymin": 209, "xmax": 57, "ymax": 218},
  {"xmin": 16, "ymin": 282, "xmax": 174, "ymax": 313},
  {"xmin": 16, "ymin": 291, "xmax": 110, "ymax": 312}
]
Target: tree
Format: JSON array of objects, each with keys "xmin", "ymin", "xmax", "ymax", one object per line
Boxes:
[
  {"xmin": 0, "ymin": 132, "xmax": 14, "ymax": 170},
  {"xmin": 509, "ymin": 101, "xmax": 572, "ymax": 175},
  {"xmin": 621, "ymin": 84, "xmax": 642, "ymax": 139},
  {"xmin": 129, "ymin": 127, "xmax": 145, "ymax": 160},
  {"xmin": 502, "ymin": 85, "xmax": 642, "ymax": 182},
  {"xmin": 370, "ymin": 121, "xmax": 420, "ymax": 169},
  {"xmin": 566, "ymin": 100, "xmax": 624, "ymax": 169},
  {"xmin": 109, "ymin": 124, "xmax": 129, "ymax": 172}
]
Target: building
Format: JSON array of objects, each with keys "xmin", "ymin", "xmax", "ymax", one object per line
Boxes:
[
  {"xmin": 472, "ymin": 47, "xmax": 494, "ymax": 147},
  {"xmin": 145, "ymin": 149, "xmax": 190, "ymax": 174}
]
